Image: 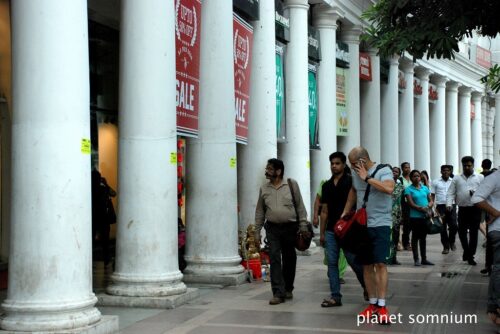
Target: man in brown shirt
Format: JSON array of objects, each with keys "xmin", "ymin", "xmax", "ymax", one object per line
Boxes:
[{"xmin": 255, "ymin": 158, "xmax": 309, "ymax": 305}]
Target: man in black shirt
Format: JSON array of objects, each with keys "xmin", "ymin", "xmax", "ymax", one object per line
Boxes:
[{"xmin": 319, "ymin": 152, "xmax": 365, "ymax": 307}]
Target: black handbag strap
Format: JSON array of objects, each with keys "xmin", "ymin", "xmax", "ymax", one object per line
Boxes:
[
  {"xmin": 362, "ymin": 164, "xmax": 389, "ymax": 208},
  {"xmin": 287, "ymin": 178, "xmax": 300, "ymax": 224}
]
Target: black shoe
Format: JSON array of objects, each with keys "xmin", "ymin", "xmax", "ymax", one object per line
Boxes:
[
  {"xmin": 462, "ymin": 254, "xmax": 467, "ymax": 261},
  {"xmin": 285, "ymin": 291, "xmax": 293, "ymax": 299},
  {"xmin": 442, "ymin": 248, "xmax": 449, "ymax": 254},
  {"xmin": 414, "ymin": 260, "xmax": 421, "ymax": 266},
  {"xmin": 468, "ymin": 259, "xmax": 477, "ymax": 266},
  {"xmin": 339, "ymin": 278, "xmax": 346, "ymax": 284},
  {"xmin": 450, "ymin": 244, "xmax": 456, "ymax": 251},
  {"xmin": 421, "ymin": 260, "xmax": 434, "ymax": 265},
  {"xmin": 480, "ymin": 268, "xmax": 491, "ymax": 275}
]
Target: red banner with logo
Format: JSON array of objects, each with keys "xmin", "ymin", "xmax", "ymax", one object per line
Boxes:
[
  {"xmin": 175, "ymin": 0, "xmax": 201, "ymax": 137},
  {"xmin": 233, "ymin": 14, "xmax": 253, "ymax": 144},
  {"xmin": 476, "ymin": 45, "xmax": 492, "ymax": 69},
  {"xmin": 359, "ymin": 52, "xmax": 372, "ymax": 81}
]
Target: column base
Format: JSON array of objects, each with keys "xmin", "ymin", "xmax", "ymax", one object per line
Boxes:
[
  {"xmin": 97, "ymin": 288, "xmax": 199, "ymax": 309},
  {"xmin": 182, "ymin": 272, "xmax": 248, "ymax": 286},
  {"xmin": 106, "ymin": 272, "xmax": 187, "ymax": 297},
  {"xmin": 0, "ymin": 316, "xmax": 118, "ymax": 334}
]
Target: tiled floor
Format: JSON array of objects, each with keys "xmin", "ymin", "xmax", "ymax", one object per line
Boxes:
[{"xmin": 93, "ymin": 233, "xmax": 498, "ymax": 334}]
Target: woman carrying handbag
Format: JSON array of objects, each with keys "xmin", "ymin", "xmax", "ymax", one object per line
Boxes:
[{"xmin": 404, "ymin": 170, "xmax": 434, "ymax": 266}]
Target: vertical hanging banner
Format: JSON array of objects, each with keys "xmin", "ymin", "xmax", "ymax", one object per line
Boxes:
[
  {"xmin": 308, "ymin": 64, "xmax": 319, "ymax": 149},
  {"xmin": 276, "ymin": 44, "xmax": 286, "ymax": 141},
  {"xmin": 336, "ymin": 67, "xmax": 349, "ymax": 136},
  {"xmin": 233, "ymin": 14, "xmax": 253, "ymax": 144},
  {"xmin": 359, "ymin": 52, "xmax": 372, "ymax": 81},
  {"xmin": 175, "ymin": 0, "xmax": 202, "ymax": 137}
]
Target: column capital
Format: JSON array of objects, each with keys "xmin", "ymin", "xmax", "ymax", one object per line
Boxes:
[
  {"xmin": 341, "ymin": 25, "xmax": 362, "ymax": 45},
  {"xmin": 312, "ymin": 5, "xmax": 344, "ymax": 29},
  {"xmin": 388, "ymin": 55, "xmax": 400, "ymax": 66},
  {"xmin": 414, "ymin": 67, "xmax": 432, "ymax": 81},
  {"xmin": 446, "ymin": 81, "xmax": 460, "ymax": 92},
  {"xmin": 284, "ymin": 0, "xmax": 309, "ymax": 10},
  {"xmin": 367, "ymin": 48, "xmax": 380, "ymax": 57},
  {"xmin": 458, "ymin": 86, "xmax": 472, "ymax": 97},
  {"xmin": 431, "ymin": 74, "xmax": 448, "ymax": 88},
  {"xmin": 471, "ymin": 91, "xmax": 484, "ymax": 101},
  {"xmin": 399, "ymin": 58, "xmax": 414, "ymax": 74}
]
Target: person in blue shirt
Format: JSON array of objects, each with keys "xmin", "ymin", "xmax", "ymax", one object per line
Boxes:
[{"xmin": 404, "ymin": 170, "xmax": 434, "ymax": 266}]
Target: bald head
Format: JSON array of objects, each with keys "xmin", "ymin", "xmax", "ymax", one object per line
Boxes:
[{"xmin": 348, "ymin": 146, "xmax": 370, "ymax": 162}]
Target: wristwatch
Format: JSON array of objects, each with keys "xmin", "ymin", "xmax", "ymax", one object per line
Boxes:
[{"xmin": 364, "ymin": 176, "xmax": 372, "ymax": 183}]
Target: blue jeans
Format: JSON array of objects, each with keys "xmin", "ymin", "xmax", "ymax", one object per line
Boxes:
[{"xmin": 325, "ymin": 231, "xmax": 365, "ymax": 302}]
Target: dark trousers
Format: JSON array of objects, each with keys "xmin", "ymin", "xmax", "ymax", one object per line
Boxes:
[
  {"xmin": 486, "ymin": 224, "xmax": 493, "ymax": 270},
  {"xmin": 265, "ymin": 222, "xmax": 298, "ymax": 297},
  {"xmin": 458, "ymin": 206, "xmax": 482, "ymax": 261},
  {"xmin": 410, "ymin": 218, "xmax": 428, "ymax": 261},
  {"xmin": 436, "ymin": 204, "xmax": 458, "ymax": 249},
  {"xmin": 487, "ymin": 231, "xmax": 500, "ymax": 313},
  {"xmin": 402, "ymin": 204, "xmax": 411, "ymax": 248}
]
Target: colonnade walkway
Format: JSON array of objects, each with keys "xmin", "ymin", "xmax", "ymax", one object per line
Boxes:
[{"xmin": 94, "ymin": 234, "xmax": 494, "ymax": 333}]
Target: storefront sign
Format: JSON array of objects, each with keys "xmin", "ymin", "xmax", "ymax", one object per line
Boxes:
[
  {"xmin": 359, "ymin": 52, "xmax": 372, "ymax": 81},
  {"xmin": 233, "ymin": 0, "xmax": 259, "ymax": 21},
  {"xmin": 336, "ymin": 41, "xmax": 349, "ymax": 68},
  {"xmin": 476, "ymin": 45, "xmax": 492, "ymax": 69},
  {"xmin": 175, "ymin": 0, "xmax": 202, "ymax": 137},
  {"xmin": 276, "ymin": 44, "xmax": 286, "ymax": 141},
  {"xmin": 398, "ymin": 70, "xmax": 406, "ymax": 93},
  {"xmin": 275, "ymin": 0, "xmax": 290, "ymax": 43},
  {"xmin": 413, "ymin": 78, "xmax": 422, "ymax": 98},
  {"xmin": 336, "ymin": 67, "xmax": 349, "ymax": 136},
  {"xmin": 233, "ymin": 14, "xmax": 253, "ymax": 144},
  {"xmin": 308, "ymin": 26, "xmax": 321, "ymax": 62},
  {"xmin": 428, "ymin": 83, "xmax": 438, "ymax": 103},
  {"xmin": 308, "ymin": 64, "xmax": 319, "ymax": 149}
]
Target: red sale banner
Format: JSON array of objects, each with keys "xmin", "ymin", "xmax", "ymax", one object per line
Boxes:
[
  {"xmin": 175, "ymin": 0, "xmax": 201, "ymax": 137},
  {"xmin": 233, "ymin": 14, "xmax": 253, "ymax": 144}
]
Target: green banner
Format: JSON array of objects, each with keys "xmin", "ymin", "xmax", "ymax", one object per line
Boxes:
[
  {"xmin": 308, "ymin": 64, "xmax": 319, "ymax": 149},
  {"xmin": 276, "ymin": 45, "xmax": 286, "ymax": 141},
  {"xmin": 336, "ymin": 67, "xmax": 349, "ymax": 136}
]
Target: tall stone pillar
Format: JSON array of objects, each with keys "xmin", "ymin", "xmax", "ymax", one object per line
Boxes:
[
  {"xmin": 184, "ymin": 0, "xmax": 245, "ymax": 285},
  {"xmin": 398, "ymin": 59, "xmax": 415, "ymax": 166},
  {"xmin": 310, "ymin": 6, "xmax": 340, "ymax": 209},
  {"xmin": 430, "ymin": 75, "xmax": 448, "ymax": 180},
  {"xmin": 446, "ymin": 82, "xmax": 460, "ymax": 171},
  {"xmin": 471, "ymin": 91, "xmax": 483, "ymax": 163},
  {"xmin": 338, "ymin": 26, "xmax": 362, "ymax": 154},
  {"xmin": 237, "ymin": 0, "xmax": 277, "ymax": 230},
  {"xmin": 360, "ymin": 48, "xmax": 381, "ymax": 162},
  {"xmin": 414, "ymin": 68, "xmax": 431, "ymax": 173},
  {"xmin": 458, "ymin": 87, "xmax": 472, "ymax": 161},
  {"xmin": 2, "ymin": 0, "xmax": 117, "ymax": 332},
  {"xmin": 279, "ymin": 0, "xmax": 311, "ymax": 217},
  {"xmin": 482, "ymin": 99, "xmax": 489, "ymax": 160},
  {"xmin": 103, "ymin": 0, "xmax": 195, "ymax": 305},
  {"xmin": 381, "ymin": 56, "xmax": 399, "ymax": 167}
]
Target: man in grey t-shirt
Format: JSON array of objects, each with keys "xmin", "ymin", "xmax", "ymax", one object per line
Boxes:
[
  {"xmin": 342, "ymin": 147, "xmax": 394, "ymax": 324},
  {"xmin": 471, "ymin": 169, "xmax": 500, "ymax": 329}
]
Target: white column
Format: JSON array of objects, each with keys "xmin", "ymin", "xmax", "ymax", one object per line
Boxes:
[
  {"xmin": 471, "ymin": 91, "xmax": 483, "ymax": 162},
  {"xmin": 398, "ymin": 59, "xmax": 415, "ymax": 166},
  {"xmin": 482, "ymin": 99, "xmax": 488, "ymax": 160},
  {"xmin": 494, "ymin": 95, "xmax": 500, "ymax": 166},
  {"xmin": 458, "ymin": 87, "xmax": 472, "ymax": 160},
  {"xmin": 1, "ymin": 0, "xmax": 104, "ymax": 331},
  {"xmin": 430, "ymin": 75, "xmax": 448, "ymax": 180},
  {"xmin": 279, "ymin": 0, "xmax": 311, "ymax": 218},
  {"xmin": 184, "ymin": 0, "xmax": 244, "ymax": 284},
  {"xmin": 338, "ymin": 26, "xmax": 362, "ymax": 154},
  {"xmin": 360, "ymin": 48, "xmax": 381, "ymax": 162},
  {"xmin": 446, "ymin": 82, "xmax": 460, "ymax": 170},
  {"xmin": 106, "ymin": 0, "xmax": 186, "ymax": 298},
  {"xmin": 414, "ymin": 68, "xmax": 431, "ymax": 173},
  {"xmin": 237, "ymin": 0, "xmax": 277, "ymax": 230},
  {"xmin": 381, "ymin": 56, "xmax": 399, "ymax": 167},
  {"xmin": 310, "ymin": 6, "xmax": 339, "ymax": 208}
]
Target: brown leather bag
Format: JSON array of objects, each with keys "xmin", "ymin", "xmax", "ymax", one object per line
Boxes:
[{"xmin": 287, "ymin": 178, "xmax": 314, "ymax": 251}]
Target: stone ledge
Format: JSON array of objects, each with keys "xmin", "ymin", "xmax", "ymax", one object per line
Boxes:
[
  {"xmin": 0, "ymin": 316, "xmax": 119, "ymax": 334},
  {"xmin": 182, "ymin": 272, "xmax": 248, "ymax": 286},
  {"xmin": 96, "ymin": 288, "xmax": 199, "ymax": 309}
]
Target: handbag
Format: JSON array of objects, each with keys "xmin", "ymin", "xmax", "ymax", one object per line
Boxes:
[
  {"xmin": 287, "ymin": 178, "xmax": 314, "ymax": 251},
  {"xmin": 426, "ymin": 208, "xmax": 443, "ymax": 234}
]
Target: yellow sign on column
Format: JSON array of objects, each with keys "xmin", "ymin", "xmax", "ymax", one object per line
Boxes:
[
  {"xmin": 81, "ymin": 138, "xmax": 91, "ymax": 154},
  {"xmin": 230, "ymin": 157, "xmax": 237, "ymax": 168},
  {"xmin": 170, "ymin": 152, "xmax": 177, "ymax": 164}
]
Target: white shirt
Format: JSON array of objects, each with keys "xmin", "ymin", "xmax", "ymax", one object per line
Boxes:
[
  {"xmin": 431, "ymin": 177, "xmax": 453, "ymax": 205},
  {"xmin": 446, "ymin": 173, "xmax": 484, "ymax": 207},
  {"xmin": 471, "ymin": 170, "xmax": 500, "ymax": 233}
]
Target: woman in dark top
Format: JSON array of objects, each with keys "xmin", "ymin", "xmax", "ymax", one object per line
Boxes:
[{"xmin": 404, "ymin": 170, "xmax": 434, "ymax": 266}]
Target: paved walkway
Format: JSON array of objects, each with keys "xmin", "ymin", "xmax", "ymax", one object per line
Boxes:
[{"xmin": 94, "ymin": 233, "xmax": 498, "ymax": 334}]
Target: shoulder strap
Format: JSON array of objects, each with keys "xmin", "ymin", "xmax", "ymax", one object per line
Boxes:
[
  {"xmin": 362, "ymin": 164, "xmax": 389, "ymax": 207},
  {"xmin": 287, "ymin": 178, "xmax": 300, "ymax": 222}
]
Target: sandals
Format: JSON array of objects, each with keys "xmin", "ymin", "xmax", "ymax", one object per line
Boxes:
[{"xmin": 321, "ymin": 298, "xmax": 342, "ymax": 307}]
